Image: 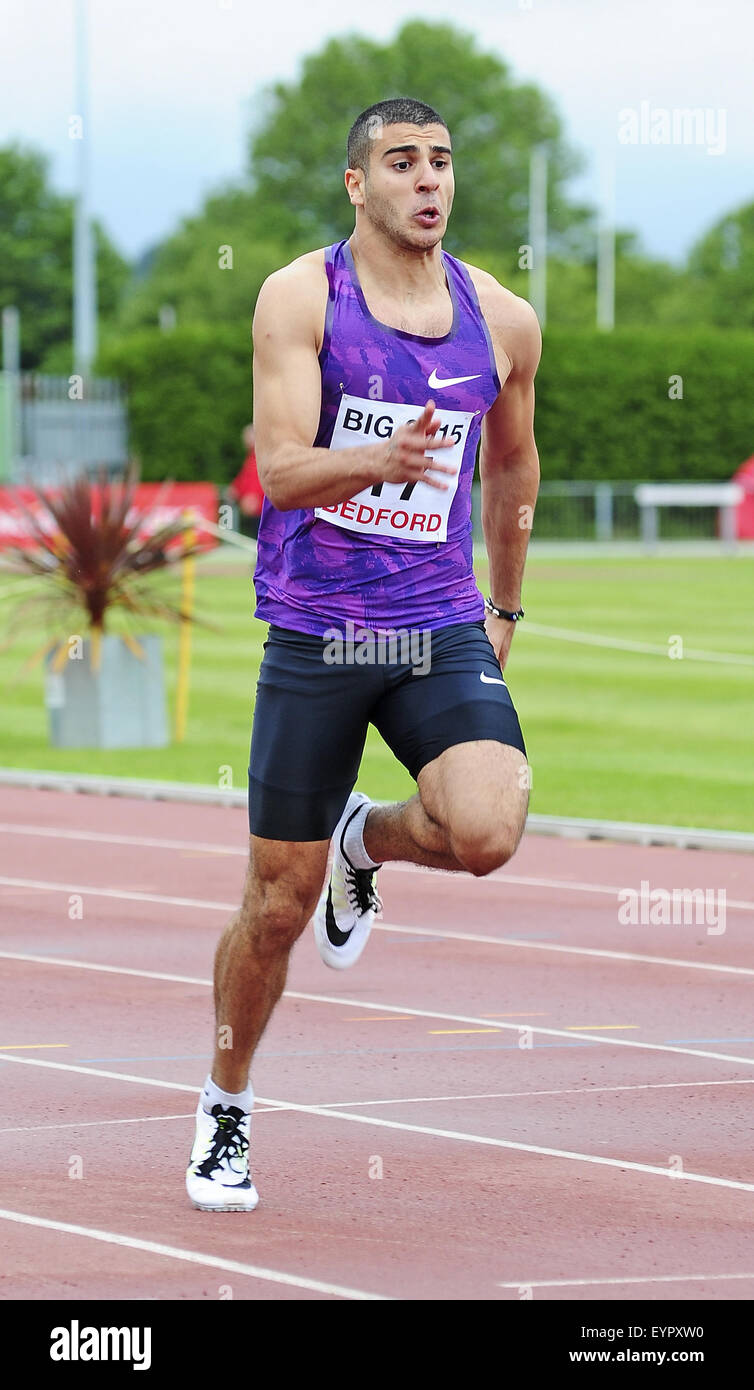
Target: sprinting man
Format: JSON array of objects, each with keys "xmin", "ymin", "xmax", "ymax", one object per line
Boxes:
[{"xmin": 187, "ymin": 97, "xmax": 541, "ymax": 1210}]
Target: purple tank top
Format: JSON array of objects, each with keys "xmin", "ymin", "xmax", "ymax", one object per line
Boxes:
[{"xmin": 253, "ymin": 239, "xmax": 501, "ymax": 635}]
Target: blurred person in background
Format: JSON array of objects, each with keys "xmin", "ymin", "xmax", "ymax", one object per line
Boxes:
[{"xmin": 228, "ymin": 423, "xmax": 265, "ymax": 538}]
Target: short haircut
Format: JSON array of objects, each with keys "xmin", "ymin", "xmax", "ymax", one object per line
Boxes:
[{"xmin": 347, "ymin": 97, "xmax": 449, "ymax": 174}]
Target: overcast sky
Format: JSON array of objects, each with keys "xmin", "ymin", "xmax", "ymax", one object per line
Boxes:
[{"xmin": 2, "ymin": 0, "xmax": 752, "ymax": 265}]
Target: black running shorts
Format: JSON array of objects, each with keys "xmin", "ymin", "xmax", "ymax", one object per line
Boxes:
[{"xmin": 248, "ymin": 620, "xmax": 526, "ymax": 841}]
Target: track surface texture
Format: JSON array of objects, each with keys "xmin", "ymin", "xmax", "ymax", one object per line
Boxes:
[{"xmin": 1, "ymin": 785, "xmax": 752, "ymax": 1303}]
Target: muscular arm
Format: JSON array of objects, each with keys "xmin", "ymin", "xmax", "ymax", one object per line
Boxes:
[
  {"xmin": 476, "ymin": 285, "xmax": 542, "ymax": 666},
  {"xmin": 252, "ymin": 257, "xmax": 455, "ymax": 511}
]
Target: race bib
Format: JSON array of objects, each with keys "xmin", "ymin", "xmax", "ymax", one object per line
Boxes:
[{"xmin": 315, "ymin": 393, "xmax": 474, "ymax": 543}]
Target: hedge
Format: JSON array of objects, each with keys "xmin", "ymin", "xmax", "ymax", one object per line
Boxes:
[
  {"xmin": 536, "ymin": 328, "xmax": 754, "ymax": 480},
  {"xmin": 97, "ymin": 323, "xmax": 252, "ymax": 485},
  {"xmin": 98, "ymin": 323, "xmax": 754, "ymax": 485}
]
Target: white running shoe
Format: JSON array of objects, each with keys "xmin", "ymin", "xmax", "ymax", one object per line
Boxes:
[
  {"xmin": 186, "ymin": 1101, "xmax": 259, "ymax": 1212},
  {"xmin": 314, "ymin": 792, "xmax": 383, "ymax": 970}
]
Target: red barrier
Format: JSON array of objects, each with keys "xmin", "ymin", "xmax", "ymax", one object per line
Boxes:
[{"xmin": 0, "ymin": 482, "xmax": 219, "ymax": 550}]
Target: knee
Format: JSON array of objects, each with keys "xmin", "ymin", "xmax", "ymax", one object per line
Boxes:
[
  {"xmin": 241, "ymin": 873, "xmax": 322, "ymax": 955},
  {"xmin": 450, "ymin": 823, "xmax": 521, "ymax": 878}
]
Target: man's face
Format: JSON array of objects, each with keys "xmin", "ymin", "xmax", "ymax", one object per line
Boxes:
[{"xmin": 347, "ymin": 121, "xmax": 455, "ymax": 251}]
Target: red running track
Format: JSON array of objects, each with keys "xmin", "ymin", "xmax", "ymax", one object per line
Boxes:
[{"xmin": 1, "ymin": 785, "xmax": 753, "ymax": 1301}]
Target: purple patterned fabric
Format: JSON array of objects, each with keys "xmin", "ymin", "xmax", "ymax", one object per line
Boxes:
[{"xmin": 254, "ymin": 239, "xmax": 501, "ymax": 635}]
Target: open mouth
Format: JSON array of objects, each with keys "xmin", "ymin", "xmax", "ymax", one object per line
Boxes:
[{"xmin": 414, "ymin": 207, "xmax": 441, "ymax": 227}]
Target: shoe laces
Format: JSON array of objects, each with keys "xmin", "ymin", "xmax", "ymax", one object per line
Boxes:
[
  {"xmin": 344, "ymin": 861, "xmax": 383, "ymax": 917},
  {"xmin": 195, "ymin": 1105, "xmax": 247, "ymax": 1179}
]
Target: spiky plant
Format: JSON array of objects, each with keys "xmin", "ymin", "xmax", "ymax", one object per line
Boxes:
[{"xmin": 1, "ymin": 465, "xmax": 211, "ymax": 672}]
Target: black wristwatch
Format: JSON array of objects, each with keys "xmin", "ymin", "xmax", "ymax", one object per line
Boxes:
[{"xmin": 484, "ymin": 597, "xmax": 525, "ymax": 622}]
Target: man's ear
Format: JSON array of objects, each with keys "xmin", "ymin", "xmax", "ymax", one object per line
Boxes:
[{"xmin": 345, "ymin": 168, "xmax": 366, "ymax": 208}]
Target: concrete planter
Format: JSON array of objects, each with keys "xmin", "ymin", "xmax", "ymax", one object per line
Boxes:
[{"xmin": 45, "ymin": 633, "xmax": 169, "ymax": 748}]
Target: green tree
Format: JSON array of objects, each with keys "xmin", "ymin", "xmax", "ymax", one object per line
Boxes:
[
  {"xmin": 0, "ymin": 144, "xmax": 129, "ymax": 370},
  {"xmin": 678, "ymin": 202, "xmax": 754, "ymax": 328},
  {"xmin": 612, "ymin": 234, "xmax": 685, "ymax": 327},
  {"xmin": 117, "ymin": 187, "xmax": 282, "ymax": 333},
  {"xmin": 456, "ymin": 233, "xmax": 685, "ymax": 330},
  {"xmin": 460, "ymin": 244, "xmax": 595, "ymax": 325},
  {"xmin": 249, "ymin": 20, "xmax": 590, "ymax": 260}
]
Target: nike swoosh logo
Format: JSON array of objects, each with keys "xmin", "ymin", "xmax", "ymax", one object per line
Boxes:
[
  {"xmin": 480, "ymin": 671, "xmax": 506, "ymax": 686},
  {"xmin": 325, "ymin": 887, "xmax": 354, "ymax": 948},
  {"xmin": 427, "ymin": 368, "xmax": 483, "ymax": 389}
]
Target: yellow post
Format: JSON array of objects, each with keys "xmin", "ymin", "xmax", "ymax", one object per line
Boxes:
[{"xmin": 175, "ymin": 515, "xmax": 197, "ymax": 742}]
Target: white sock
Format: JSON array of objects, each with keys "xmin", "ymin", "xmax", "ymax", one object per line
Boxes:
[
  {"xmin": 201, "ymin": 1073, "xmax": 253, "ymax": 1115},
  {"xmin": 342, "ymin": 800, "xmax": 381, "ymax": 870}
]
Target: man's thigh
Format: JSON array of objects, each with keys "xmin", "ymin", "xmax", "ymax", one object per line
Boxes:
[
  {"xmin": 373, "ymin": 620, "xmax": 527, "ymax": 788},
  {"xmin": 417, "ymin": 740, "xmax": 529, "ymax": 862},
  {"xmin": 248, "ymin": 626, "xmax": 380, "ymax": 842},
  {"xmin": 371, "ymin": 621, "xmax": 529, "ymax": 862}
]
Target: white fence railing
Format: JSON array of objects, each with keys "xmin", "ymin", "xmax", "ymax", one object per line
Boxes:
[{"xmin": 472, "ymin": 480, "xmax": 751, "ymax": 545}]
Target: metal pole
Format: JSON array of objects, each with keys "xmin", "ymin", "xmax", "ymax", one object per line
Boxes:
[
  {"xmin": 595, "ymin": 482, "xmax": 614, "ymax": 541},
  {"xmin": 596, "ymin": 151, "xmax": 616, "ymax": 330},
  {"xmin": 529, "ymin": 146, "xmax": 547, "ymax": 328},
  {"xmin": 73, "ymin": 0, "xmax": 97, "ymax": 377},
  {"xmin": 641, "ymin": 504, "xmax": 658, "ymax": 549},
  {"xmin": 175, "ymin": 516, "xmax": 197, "ymax": 742},
  {"xmin": 2, "ymin": 306, "xmax": 20, "ymax": 374},
  {"xmin": 1, "ymin": 306, "xmax": 21, "ymax": 482},
  {"xmin": 720, "ymin": 503, "xmax": 737, "ymax": 548}
]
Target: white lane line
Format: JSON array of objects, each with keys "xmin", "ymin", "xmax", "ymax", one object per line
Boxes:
[
  {"xmin": 375, "ymin": 922, "xmax": 754, "ymax": 976},
  {"xmin": 1, "ymin": 1053, "xmax": 753, "ymax": 1196},
  {"xmin": 0, "ymin": 1113, "xmax": 196, "ymax": 1134},
  {"xmin": 281, "ymin": 989, "xmax": 754, "ymax": 1069},
  {"xmin": 0, "ymin": 1208, "xmax": 389, "ymax": 1301},
  {"xmin": 1, "ymin": 836, "xmax": 751, "ymax": 910},
  {"xmin": 3, "ymin": 1079, "xmax": 752, "ymax": 1132},
  {"xmin": 240, "ymin": 1101, "xmax": 754, "ymax": 1195},
  {"xmin": 0, "ymin": 1110, "xmax": 279, "ymax": 1135},
  {"xmin": 0, "ymin": 823, "xmax": 242, "ymax": 857},
  {"xmin": 498, "ymin": 1272, "xmax": 754, "ymax": 1290},
  {"xmin": 314, "ymin": 1077, "xmax": 754, "ymax": 1109},
  {"xmin": 0, "ymin": 1054, "xmax": 301, "ymax": 1117},
  {"xmin": 2, "ymin": 951, "xmax": 754, "ymax": 1067},
  {"xmin": 384, "ymin": 862, "xmax": 754, "ymax": 912},
  {"xmin": 2, "ymin": 875, "xmax": 753, "ymax": 978},
  {"xmin": 384, "ymin": 922, "xmax": 754, "ymax": 971},
  {"xmin": 520, "ymin": 621, "xmax": 754, "ymax": 667},
  {"xmin": 0, "ymin": 949, "xmax": 210, "ymax": 986},
  {"xmin": 4, "ymin": 1079, "xmax": 752, "ymax": 1134},
  {"xmin": 0, "ymin": 1052, "xmax": 203, "ymax": 1092},
  {"xmin": 0, "ymin": 1054, "xmax": 297, "ymax": 1113},
  {"xmin": 0, "ymin": 876, "xmax": 234, "ymax": 911}
]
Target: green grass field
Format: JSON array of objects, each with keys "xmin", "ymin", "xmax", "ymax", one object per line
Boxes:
[{"xmin": 1, "ymin": 550, "xmax": 752, "ymax": 831}]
